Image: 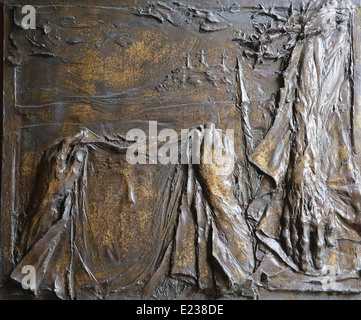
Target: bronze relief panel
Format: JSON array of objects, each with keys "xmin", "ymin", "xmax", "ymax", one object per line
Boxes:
[{"xmin": 2, "ymin": 0, "xmax": 361, "ymax": 299}]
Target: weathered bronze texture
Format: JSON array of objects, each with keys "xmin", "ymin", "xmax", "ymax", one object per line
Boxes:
[{"xmin": 2, "ymin": 0, "xmax": 361, "ymax": 299}]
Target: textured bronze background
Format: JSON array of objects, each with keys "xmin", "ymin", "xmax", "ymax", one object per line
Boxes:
[{"xmin": 2, "ymin": 0, "xmax": 361, "ymax": 300}]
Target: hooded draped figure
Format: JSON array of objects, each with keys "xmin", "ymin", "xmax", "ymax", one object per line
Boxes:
[
  {"xmin": 10, "ymin": 125, "xmax": 254, "ymax": 299},
  {"xmin": 249, "ymin": 0, "xmax": 361, "ymax": 274}
]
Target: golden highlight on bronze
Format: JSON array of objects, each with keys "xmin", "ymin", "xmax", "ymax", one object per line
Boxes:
[{"xmin": 2, "ymin": 0, "xmax": 361, "ymax": 300}]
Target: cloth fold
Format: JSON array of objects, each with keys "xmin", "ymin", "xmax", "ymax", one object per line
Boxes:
[{"xmin": 12, "ymin": 126, "xmax": 254, "ymax": 299}]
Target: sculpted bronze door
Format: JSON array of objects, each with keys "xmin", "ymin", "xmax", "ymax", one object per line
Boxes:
[{"xmin": 2, "ymin": 0, "xmax": 361, "ymax": 299}]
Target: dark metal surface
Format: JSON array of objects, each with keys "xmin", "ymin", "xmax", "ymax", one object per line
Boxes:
[{"xmin": 2, "ymin": 0, "xmax": 361, "ymax": 299}]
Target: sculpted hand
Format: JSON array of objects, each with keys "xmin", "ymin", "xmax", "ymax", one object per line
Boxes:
[{"xmin": 280, "ymin": 181, "xmax": 335, "ymax": 273}]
